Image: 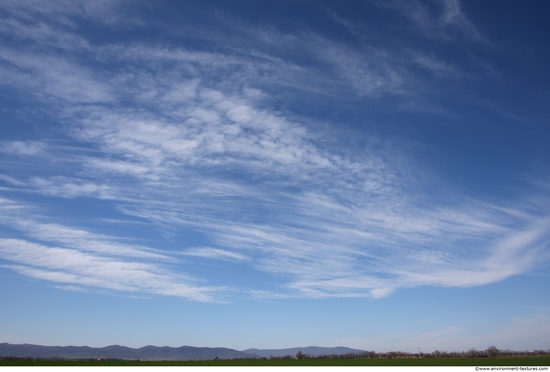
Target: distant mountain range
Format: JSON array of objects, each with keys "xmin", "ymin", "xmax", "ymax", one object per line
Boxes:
[
  {"xmin": 0, "ymin": 343, "xmax": 249, "ymax": 361},
  {"xmin": 0, "ymin": 343, "xmax": 367, "ymax": 361}
]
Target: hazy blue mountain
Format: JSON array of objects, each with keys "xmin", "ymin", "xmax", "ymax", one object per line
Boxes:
[
  {"xmin": 0, "ymin": 343, "xmax": 367, "ymax": 360},
  {"xmin": 0, "ymin": 343, "xmax": 253, "ymax": 360},
  {"xmin": 242, "ymin": 346, "xmax": 367, "ymax": 358}
]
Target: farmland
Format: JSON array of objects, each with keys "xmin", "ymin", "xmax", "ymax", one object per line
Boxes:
[{"xmin": 2, "ymin": 356, "xmax": 549, "ymax": 367}]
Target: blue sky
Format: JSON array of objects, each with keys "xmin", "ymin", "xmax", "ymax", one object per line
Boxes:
[{"xmin": 1, "ymin": 0, "xmax": 549, "ymax": 353}]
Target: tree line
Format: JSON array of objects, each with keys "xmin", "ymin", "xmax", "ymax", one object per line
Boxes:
[{"xmin": 269, "ymin": 347, "xmax": 550, "ymax": 360}]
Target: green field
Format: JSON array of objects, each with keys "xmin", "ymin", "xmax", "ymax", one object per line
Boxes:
[{"xmin": 2, "ymin": 356, "xmax": 549, "ymax": 366}]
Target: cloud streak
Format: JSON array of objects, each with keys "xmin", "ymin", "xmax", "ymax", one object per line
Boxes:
[
  {"xmin": 0, "ymin": 197, "xmax": 227, "ymax": 302},
  {"xmin": 0, "ymin": 239, "xmax": 220, "ymax": 302}
]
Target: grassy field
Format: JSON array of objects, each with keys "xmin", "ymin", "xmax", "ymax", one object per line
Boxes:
[{"xmin": 1, "ymin": 356, "xmax": 549, "ymax": 366}]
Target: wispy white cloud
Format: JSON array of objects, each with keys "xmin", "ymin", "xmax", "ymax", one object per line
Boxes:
[
  {"xmin": 0, "ymin": 141, "xmax": 46, "ymax": 157},
  {"xmin": 0, "ymin": 197, "xmax": 231, "ymax": 301},
  {"xmin": 3, "ymin": 75, "xmax": 546, "ymax": 301},
  {"xmin": 0, "ymin": 197, "xmax": 168, "ymax": 260},
  {"xmin": 0, "ymin": 0, "xmax": 143, "ymax": 29},
  {"xmin": 0, "ymin": 175, "xmax": 27, "ymax": 188},
  {"xmin": 315, "ymin": 40, "xmax": 407, "ymax": 98},
  {"xmin": 0, "ymin": 239, "xmax": 221, "ymax": 302},
  {"xmin": 438, "ymin": 0, "xmax": 485, "ymax": 42},
  {"xmin": 182, "ymin": 247, "xmax": 250, "ymax": 262},
  {"xmin": 29, "ymin": 176, "xmax": 118, "ymax": 200},
  {"xmin": 0, "ymin": 50, "xmax": 114, "ymax": 104},
  {"xmin": 0, "ymin": 0, "xmax": 548, "ymax": 303},
  {"xmin": 409, "ymin": 51, "xmax": 462, "ymax": 79},
  {"xmin": 379, "ymin": 0, "xmax": 485, "ymax": 43},
  {"xmin": 0, "ymin": 17, "xmax": 91, "ymax": 52}
]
